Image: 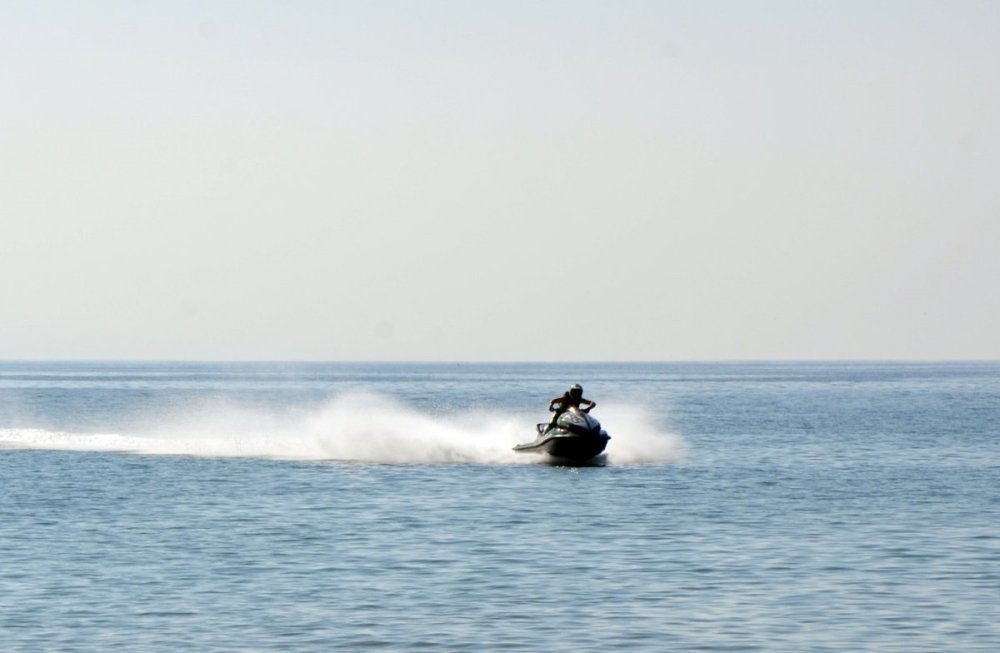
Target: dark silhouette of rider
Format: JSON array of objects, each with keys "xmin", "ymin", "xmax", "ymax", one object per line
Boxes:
[{"xmin": 546, "ymin": 384, "xmax": 596, "ymax": 430}]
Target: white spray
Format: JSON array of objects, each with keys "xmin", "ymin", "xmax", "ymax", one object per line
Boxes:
[{"xmin": 0, "ymin": 392, "xmax": 684, "ymax": 465}]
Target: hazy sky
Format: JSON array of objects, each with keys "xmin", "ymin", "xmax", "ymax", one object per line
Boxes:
[{"xmin": 3, "ymin": 1, "xmax": 998, "ymax": 361}]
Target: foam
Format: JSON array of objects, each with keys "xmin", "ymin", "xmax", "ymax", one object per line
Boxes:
[{"xmin": 0, "ymin": 392, "xmax": 684, "ymax": 465}]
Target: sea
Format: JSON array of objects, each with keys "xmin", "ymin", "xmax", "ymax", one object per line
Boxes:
[{"xmin": 0, "ymin": 361, "xmax": 997, "ymax": 652}]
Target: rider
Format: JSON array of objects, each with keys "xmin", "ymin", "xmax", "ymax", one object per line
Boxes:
[{"xmin": 546, "ymin": 384, "xmax": 596, "ymax": 430}]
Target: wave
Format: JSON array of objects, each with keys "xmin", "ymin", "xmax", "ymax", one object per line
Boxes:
[{"xmin": 0, "ymin": 392, "xmax": 685, "ymax": 465}]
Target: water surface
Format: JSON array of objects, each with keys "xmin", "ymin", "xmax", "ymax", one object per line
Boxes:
[{"xmin": 1, "ymin": 362, "xmax": 997, "ymax": 651}]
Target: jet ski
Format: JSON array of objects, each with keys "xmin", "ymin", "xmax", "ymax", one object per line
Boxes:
[{"xmin": 513, "ymin": 406, "xmax": 610, "ymax": 464}]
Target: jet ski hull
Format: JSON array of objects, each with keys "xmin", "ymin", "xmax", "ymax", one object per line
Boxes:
[
  {"xmin": 513, "ymin": 432, "xmax": 610, "ymax": 463},
  {"xmin": 514, "ymin": 407, "xmax": 610, "ymax": 464}
]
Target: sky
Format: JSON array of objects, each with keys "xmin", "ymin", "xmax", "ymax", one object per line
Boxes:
[{"xmin": 2, "ymin": 1, "xmax": 998, "ymax": 361}]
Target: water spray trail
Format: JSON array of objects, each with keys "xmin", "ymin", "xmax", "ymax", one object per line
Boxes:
[{"xmin": 0, "ymin": 393, "xmax": 684, "ymax": 465}]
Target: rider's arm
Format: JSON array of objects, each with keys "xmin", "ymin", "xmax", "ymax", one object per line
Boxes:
[{"xmin": 583, "ymin": 398, "xmax": 596, "ymax": 409}]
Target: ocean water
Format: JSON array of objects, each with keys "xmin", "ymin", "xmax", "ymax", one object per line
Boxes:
[{"xmin": 0, "ymin": 362, "xmax": 997, "ymax": 652}]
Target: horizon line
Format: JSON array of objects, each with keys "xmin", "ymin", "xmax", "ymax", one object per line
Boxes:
[{"xmin": 1, "ymin": 358, "xmax": 998, "ymax": 365}]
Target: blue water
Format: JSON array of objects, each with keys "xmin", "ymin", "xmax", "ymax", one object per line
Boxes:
[{"xmin": 1, "ymin": 362, "xmax": 997, "ymax": 651}]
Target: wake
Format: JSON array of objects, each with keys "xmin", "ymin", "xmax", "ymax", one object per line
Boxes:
[{"xmin": 0, "ymin": 392, "xmax": 684, "ymax": 465}]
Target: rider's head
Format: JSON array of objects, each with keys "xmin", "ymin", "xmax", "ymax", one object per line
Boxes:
[{"xmin": 569, "ymin": 384, "xmax": 583, "ymax": 399}]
